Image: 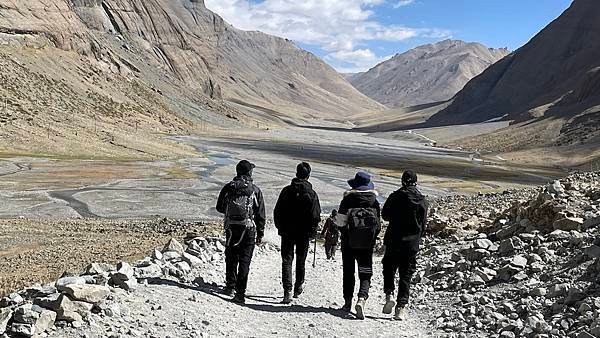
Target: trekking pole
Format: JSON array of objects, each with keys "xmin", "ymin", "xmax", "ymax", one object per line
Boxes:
[{"xmin": 312, "ymin": 238, "xmax": 317, "ymax": 268}]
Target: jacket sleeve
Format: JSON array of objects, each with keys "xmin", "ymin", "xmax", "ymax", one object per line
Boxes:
[
  {"xmin": 374, "ymin": 199, "xmax": 382, "ymax": 236},
  {"xmin": 216, "ymin": 184, "xmax": 229, "ymax": 214},
  {"xmin": 338, "ymin": 194, "xmax": 349, "ymax": 215},
  {"xmin": 321, "ymin": 219, "xmax": 330, "ymax": 236},
  {"xmin": 381, "ymin": 192, "xmax": 396, "ymax": 222},
  {"xmin": 310, "ymin": 191, "xmax": 322, "ymax": 234},
  {"xmin": 253, "ymin": 187, "xmax": 267, "ymax": 239},
  {"xmin": 273, "ymin": 187, "xmax": 288, "ymax": 232}
]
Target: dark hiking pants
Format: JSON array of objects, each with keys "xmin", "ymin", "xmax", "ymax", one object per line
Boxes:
[
  {"xmin": 325, "ymin": 243, "xmax": 337, "ymax": 259},
  {"xmin": 342, "ymin": 244, "xmax": 374, "ymax": 301},
  {"xmin": 225, "ymin": 227, "xmax": 256, "ymax": 295},
  {"xmin": 382, "ymin": 245, "xmax": 418, "ymax": 306},
  {"xmin": 281, "ymin": 236, "xmax": 310, "ymax": 292}
]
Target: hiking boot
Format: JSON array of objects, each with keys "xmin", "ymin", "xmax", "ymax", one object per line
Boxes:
[
  {"xmin": 341, "ymin": 299, "xmax": 352, "ymax": 312},
  {"xmin": 355, "ymin": 297, "xmax": 366, "ymax": 320},
  {"xmin": 232, "ymin": 293, "xmax": 245, "ymax": 304},
  {"xmin": 223, "ymin": 288, "xmax": 235, "ymax": 297},
  {"xmin": 393, "ymin": 306, "xmax": 407, "ymax": 321},
  {"xmin": 281, "ymin": 290, "xmax": 292, "ymax": 304},
  {"xmin": 293, "ymin": 285, "xmax": 303, "ymax": 298},
  {"xmin": 382, "ymin": 294, "xmax": 396, "ymax": 314}
]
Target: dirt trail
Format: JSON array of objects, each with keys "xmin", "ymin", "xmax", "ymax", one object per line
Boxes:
[{"xmin": 50, "ymin": 237, "xmax": 434, "ymax": 337}]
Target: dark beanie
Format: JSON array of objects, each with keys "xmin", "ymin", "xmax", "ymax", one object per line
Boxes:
[
  {"xmin": 236, "ymin": 160, "xmax": 255, "ymax": 176},
  {"xmin": 296, "ymin": 162, "xmax": 311, "ymax": 179},
  {"xmin": 402, "ymin": 170, "xmax": 418, "ymax": 186}
]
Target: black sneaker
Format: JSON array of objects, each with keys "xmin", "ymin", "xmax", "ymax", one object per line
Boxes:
[
  {"xmin": 281, "ymin": 291, "xmax": 292, "ymax": 304},
  {"xmin": 223, "ymin": 288, "xmax": 235, "ymax": 297},
  {"xmin": 293, "ymin": 286, "xmax": 303, "ymax": 298},
  {"xmin": 341, "ymin": 299, "xmax": 352, "ymax": 312},
  {"xmin": 232, "ymin": 293, "xmax": 245, "ymax": 304}
]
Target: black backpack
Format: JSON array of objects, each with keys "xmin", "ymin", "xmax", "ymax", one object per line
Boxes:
[
  {"xmin": 347, "ymin": 207, "xmax": 380, "ymax": 249},
  {"xmin": 225, "ymin": 190, "xmax": 255, "ymax": 247}
]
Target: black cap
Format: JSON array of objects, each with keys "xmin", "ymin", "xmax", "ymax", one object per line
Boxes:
[
  {"xmin": 296, "ymin": 162, "xmax": 311, "ymax": 179},
  {"xmin": 236, "ymin": 160, "xmax": 255, "ymax": 176},
  {"xmin": 402, "ymin": 170, "xmax": 418, "ymax": 186}
]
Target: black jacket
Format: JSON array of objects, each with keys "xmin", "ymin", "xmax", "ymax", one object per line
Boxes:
[
  {"xmin": 274, "ymin": 178, "xmax": 321, "ymax": 239},
  {"xmin": 382, "ymin": 185, "xmax": 428, "ymax": 249},
  {"xmin": 216, "ymin": 175, "xmax": 267, "ymax": 240},
  {"xmin": 338, "ymin": 190, "xmax": 381, "ymax": 244},
  {"xmin": 321, "ymin": 218, "xmax": 340, "ymax": 245}
]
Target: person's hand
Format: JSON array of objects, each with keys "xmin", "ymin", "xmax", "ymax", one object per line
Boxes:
[{"xmin": 256, "ymin": 237, "xmax": 263, "ymax": 246}]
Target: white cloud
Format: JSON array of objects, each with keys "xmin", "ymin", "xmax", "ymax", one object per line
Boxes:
[
  {"xmin": 325, "ymin": 49, "xmax": 391, "ymax": 73},
  {"xmin": 393, "ymin": 0, "xmax": 414, "ymax": 8},
  {"xmin": 204, "ymin": 0, "xmax": 450, "ymax": 72}
]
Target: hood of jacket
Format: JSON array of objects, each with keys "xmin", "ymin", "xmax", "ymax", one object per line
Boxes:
[
  {"xmin": 343, "ymin": 189, "xmax": 379, "ymax": 197},
  {"xmin": 290, "ymin": 178, "xmax": 313, "ymax": 193},
  {"xmin": 229, "ymin": 175, "xmax": 255, "ymax": 196},
  {"xmin": 402, "ymin": 186, "xmax": 425, "ymax": 204}
]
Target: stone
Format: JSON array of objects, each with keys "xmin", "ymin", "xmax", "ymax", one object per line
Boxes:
[
  {"xmin": 577, "ymin": 332, "xmax": 596, "ymax": 338},
  {"xmin": 0, "ymin": 308, "xmax": 12, "ymax": 335},
  {"xmin": 511, "ymin": 255, "xmax": 528, "ymax": 269},
  {"xmin": 530, "ymin": 288, "xmax": 547, "ymax": 297},
  {"xmin": 585, "ymin": 245, "xmax": 600, "ymax": 258},
  {"xmin": 473, "ymin": 238, "xmax": 494, "ymax": 250},
  {"xmin": 182, "ymin": 252, "xmax": 203, "ymax": 268},
  {"xmin": 84, "ymin": 263, "xmax": 115, "ymax": 275},
  {"xmin": 578, "ymin": 303, "xmax": 592, "ymax": 314},
  {"xmin": 463, "ymin": 248, "xmax": 490, "ymax": 261},
  {"xmin": 548, "ymin": 180, "xmax": 565, "ymax": 195},
  {"xmin": 499, "ymin": 237, "xmax": 524, "ymax": 255},
  {"xmin": 474, "ymin": 267, "xmax": 497, "ymax": 283},
  {"xmin": 10, "ymin": 323, "xmax": 35, "ymax": 337},
  {"xmin": 547, "ymin": 284, "xmax": 569, "ymax": 298},
  {"xmin": 553, "ymin": 217, "xmax": 583, "ymax": 231},
  {"xmin": 152, "ymin": 249, "xmax": 163, "ymax": 260},
  {"xmin": 55, "ymin": 277, "xmax": 86, "ymax": 291},
  {"xmin": 0, "ymin": 293, "xmax": 24, "ymax": 307},
  {"xmin": 583, "ymin": 216, "xmax": 600, "ymax": 229},
  {"xmin": 53, "ymin": 295, "xmax": 83, "ymax": 322},
  {"xmin": 174, "ymin": 261, "xmax": 191, "ymax": 275},
  {"xmin": 163, "ymin": 238, "xmax": 185, "ymax": 254},
  {"xmin": 13, "ymin": 305, "xmax": 39, "ymax": 324},
  {"xmin": 162, "ymin": 251, "xmax": 182, "ymax": 261},
  {"xmin": 113, "ymin": 262, "xmax": 135, "ymax": 280},
  {"xmin": 62, "ymin": 284, "xmax": 110, "ymax": 304},
  {"xmin": 25, "ymin": 285, "xmax": 57, "ymax": 299},
  {"xmin": 497, "ymin": 265, "xmax": 521, "ymax": 281},
  {"xmin": 34, "ymin": 309, "xmax": 56, "ymax": 334},
  {"xmin": 135, "ymin": 264, "xmax": 163, "ymax": 279}
]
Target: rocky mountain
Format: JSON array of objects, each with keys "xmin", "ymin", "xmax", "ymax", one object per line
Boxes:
[
  {"xmin": 348, "ymin": 40, "xmax": 509, "ymax": 108},
  {"xmin": 428, "ymin": 0, "xmax": 600, "ymax": 151},
  {"xmin": 0, "ymin": 0, "xmax": 381, "ymax": 158}
]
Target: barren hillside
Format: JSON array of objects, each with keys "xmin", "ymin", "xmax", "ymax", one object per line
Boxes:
[
  {"xmin": 348, "ymin": 40, "xmax": 508, "ymax": 108},
  {"xmin": 0, "ymin": 0, "xmax": 382, "ymax": 158}
]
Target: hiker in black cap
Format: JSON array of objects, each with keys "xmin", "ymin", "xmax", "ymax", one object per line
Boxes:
[
  {"xmin": 321, "ymin": 209, "xmax": 340, "ymax": 260},
  {"xmin": 216, "ymin": 160, "xmax": 266, "ymax": 304},
  {"xmin": 274, "ymin": 162, "xmax": 321, "ymax": 304},
  {"xmin": 337, "ymin": 171, "xmax": 381, "ymax": 319},
  {"xmin": 381, "ymin": 170, "xmax": 428, "ymax": 320}
]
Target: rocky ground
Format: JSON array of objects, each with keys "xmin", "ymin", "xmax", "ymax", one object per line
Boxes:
[{"xmin": 1, "ymin": 171, "xmax": 599, "ymax": 337}]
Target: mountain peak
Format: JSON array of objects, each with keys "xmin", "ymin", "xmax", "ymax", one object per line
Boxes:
[{"xmin": 348, "ymin": 40, "xmax": 509, "ymax": 108}]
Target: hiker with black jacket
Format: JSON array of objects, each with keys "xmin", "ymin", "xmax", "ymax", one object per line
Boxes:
[
  {"xmin": 216, "ymin": 160, "xmax": 266, "ymax": 304},
  {"xmin": 274, "ymin": 162, "xmax": 322, "ymax": 304},
  {"xmin": 321, "ymin": 209, "xmax": 340, "ymax": 260},
  {"xmin": 381, "ymin": 170, "xmax": 428, "ymax": 320},
  {"xmin": 337, "ymin": 171, "xmax": 381, "ymax": 320}
]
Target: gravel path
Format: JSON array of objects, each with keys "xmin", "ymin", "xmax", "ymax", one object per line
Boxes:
[{"xmin": 50, "ymin": 239, "xmax": 434, "ymax": 338}]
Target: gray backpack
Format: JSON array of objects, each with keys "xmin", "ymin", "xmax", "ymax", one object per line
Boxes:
[{"xmin": 225, "ymin": 192, "xmax": 255, "ymax": 247}]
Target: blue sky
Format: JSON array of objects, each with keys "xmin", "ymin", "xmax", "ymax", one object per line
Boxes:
[{"xmin": 205, "ymin": 0, "xmax": 573, "ymax": 73}]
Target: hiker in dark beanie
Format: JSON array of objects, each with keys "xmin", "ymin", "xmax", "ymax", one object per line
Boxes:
[
  {"xmin": 274, "ymin": 162, "xmax": 322, "ymax": 304},
  {"xmin": 216, "ymin": 160, "xmax": 266, "ymax": 304},
  {"xmin": 337, "ymin": 171, "xmax": 381, "ymax": 319},
  {"xmin": 381, "ymin": 170, "xmax": 428, "ymax": 320}
]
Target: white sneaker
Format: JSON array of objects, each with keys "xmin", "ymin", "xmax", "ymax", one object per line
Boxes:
[
  {"xmin": 355, "ymin": 298, "xmax": 366, "ymax": 320},
  {"xmin": 382, "ymin": 294, "xmax": 396, "ymax": 315},
  {"xmin": 393, "ymin": 306, "xmax": 407, "ymax": 321}
]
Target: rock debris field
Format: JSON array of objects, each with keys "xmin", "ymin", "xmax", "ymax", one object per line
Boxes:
[{"xmin": 1, "ymin": 171, "xmax": 599, "ymax": 337}]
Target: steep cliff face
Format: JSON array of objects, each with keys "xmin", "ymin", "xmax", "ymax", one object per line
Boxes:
[
  {"xmin": 0, "ymin": 0, "xmax": 381, "ymax": 122},
  {"xmin": 428, "ymin": 0, "xmax": 600, "ymax": 126},
  {"xmin": 348, "ymin": 40, "xmax": 509, "ymax": 108}
]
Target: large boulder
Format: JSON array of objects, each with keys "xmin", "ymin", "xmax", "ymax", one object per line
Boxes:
[
  {"xmin": 553, "ymin": 217, "xmax": 584, "ymax": 231},
  {"xmin": 62, "ymin": 284, "xmax": 110, "ymax": 304},
  {"xmin": 163, "ymin": 238, "xmax": 185, "ymax": 254},
  {"xmin": 0, "ymin": 308, "xmax": 12, "ymax": 335}
]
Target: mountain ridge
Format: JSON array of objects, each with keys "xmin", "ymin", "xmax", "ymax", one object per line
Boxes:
[{"xmin": 348, "ymin": 39, "xmax": 509, "ymax": 108}]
